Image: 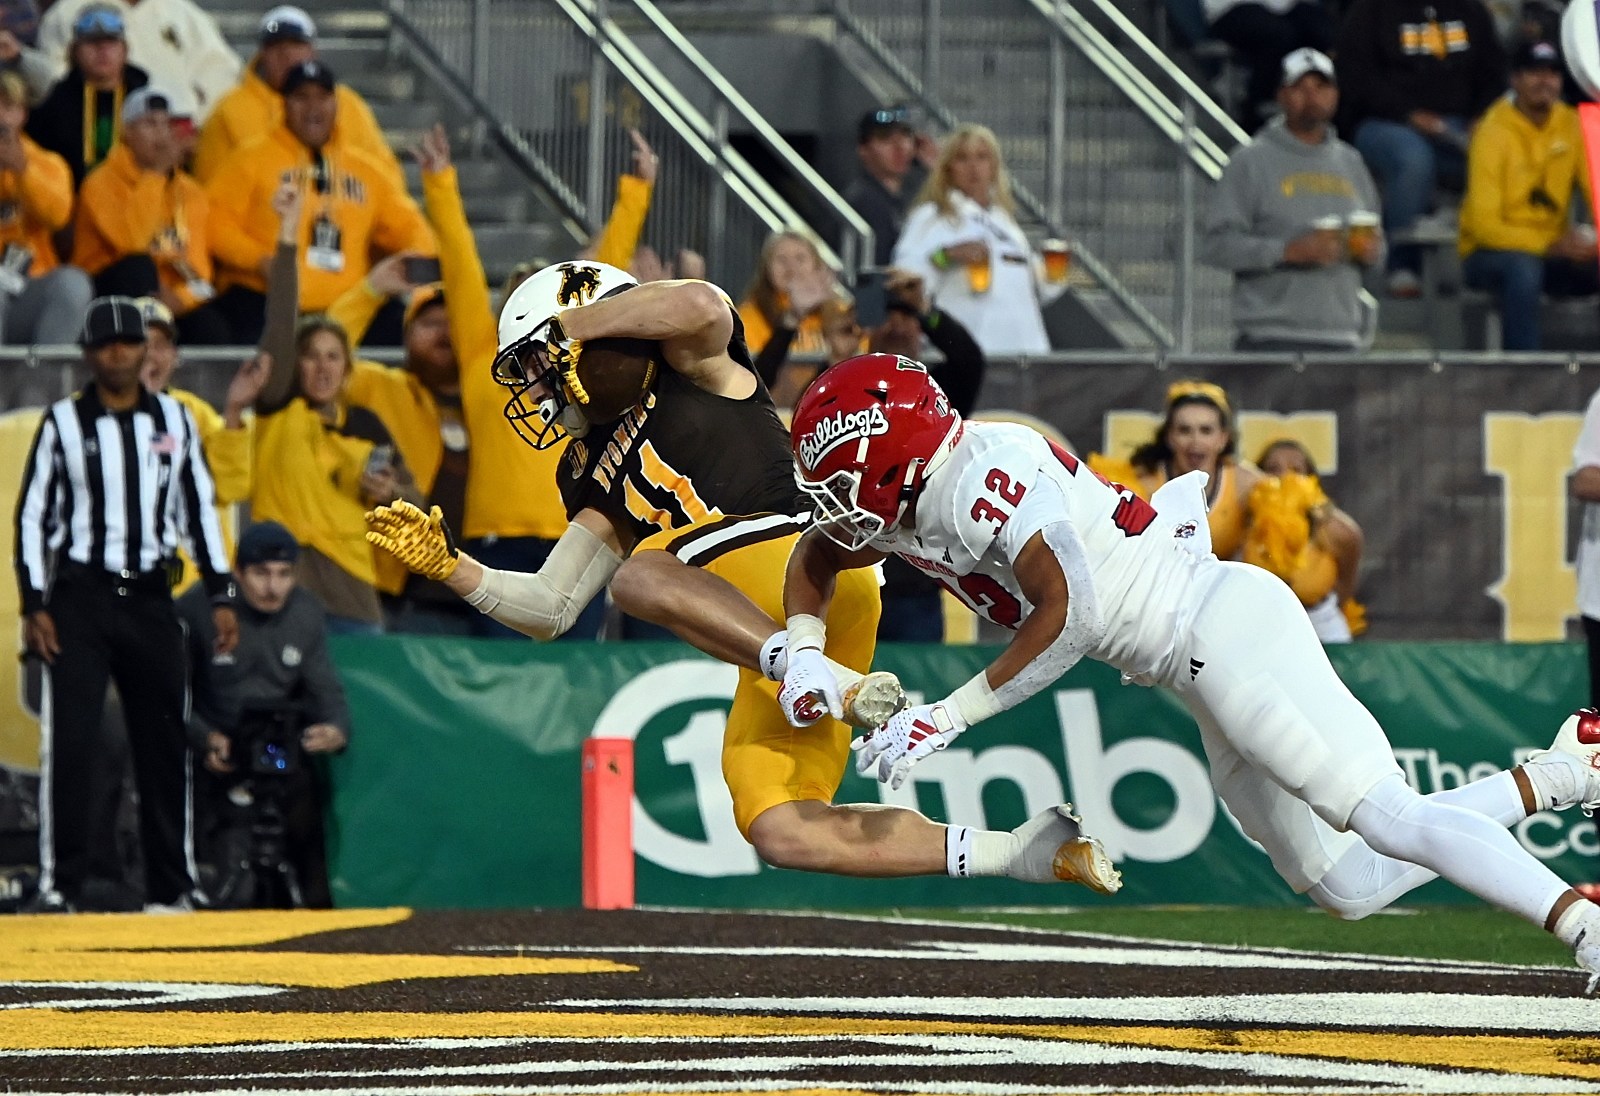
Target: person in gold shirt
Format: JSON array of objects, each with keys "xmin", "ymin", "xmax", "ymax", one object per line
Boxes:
[
  {"xmin": 73, "ymin": 87, "xmax": 231, "ymax": 344},
  {"xmin": 192, "ymin": 5, "xmax": 402, "ymax": 190},
  {"xmin": 249, "ymin": 177, "xmax": 422, "ymax": 633},
  {"xmin": 205, "ymin": 59, "xmax": 434, "ymax": 347},
  {"xmin": 1090, "ymin": 380, "xmax": 1262, "ymax": 562},
  {"xmin": 0, "ymin": 70, "xmax": 92, "ymax": 346},
  {"xmin": 327, "ymin": 125, "xmax": 601, "ymax": 638},
  {"xmin": 1246, "ymin": 438, "xmax": 1366, "ymax": 643},
  {"xmin": 1459, "ymin": 40, "xmax": 1598, "ymax": 351}
]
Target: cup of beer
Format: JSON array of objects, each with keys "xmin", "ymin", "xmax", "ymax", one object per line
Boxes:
[
  {"xmin": 1041, "ymin": 238, "xmax": 1071, "ymax": 284},
  {"xmin": 965, "ymin": 257, "xmax": 992, "ymax": 295},
  {"xmin": 1346, "ymin": 211, "xmax": 1380, "ymax": 260}
]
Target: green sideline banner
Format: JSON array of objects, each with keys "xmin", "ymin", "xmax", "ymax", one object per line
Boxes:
[{"xmin": 325, "ymin": 637, "xmax": 1598, "ymax": 910}]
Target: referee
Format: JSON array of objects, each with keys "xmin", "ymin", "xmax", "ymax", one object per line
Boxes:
[{"xmin": 15, "ymin": 295, "xmax": 239, "ymax": 912}]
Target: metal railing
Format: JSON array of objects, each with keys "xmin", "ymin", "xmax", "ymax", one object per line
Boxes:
[
  {"xmin": 390, "ymin": 0, "xmax": 859, "ymax": 294},
  {"xmin": 831, "ymin": 0, "xmax": 1175, "ymax": 350},
  {"xmin": 835, "ymin": 0, "xmax": 1244, "ymax": 351}
]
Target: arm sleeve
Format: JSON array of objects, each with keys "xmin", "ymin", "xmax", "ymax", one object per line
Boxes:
[
  {"xmin": 14, "ymin": 411, "xmax": 59, "ymax": 614},
  {"xmin": 205, "ymin": 156, "xmax": 275, "ymax": 273},
  {"xmin": 1198, "ymin": 158, "xmax": 1285, "ymax": 273},
  {"xmin": 341, "ymin": 89, "xmax": 407, "ymax": 192},
  {"xmin": 369, "ymin": 172, "xmax": 436, "ymax": 258},
  {"xmin": 256, "ymin": 242, "xmax": 300, "ymax": 413},
  {"xmin": 191, "ymin": 108, "xmax": 232, "ymax": 184},
  {"xmin": 1461, "ymin": 122, "xmax": 1549, "ymax": 254},
  {"xmin": 177, "ymin": 591, "xmax": 227, "ymax": 739},
  {"xmin": 463, "ymin": 520, "xmax": 623, "ymax": 640},
  {"xmin": 422, "ymin": 164, "xmax": 498, "ymax": 368},
  {"xmin": 752, "ymin": 318, "xmax": 799, "ymax": 387},
  {"xmin": 324, "ymin": 277, "xmax": 387, "ymax": 348},
  {"xmin": 192, "ymin": 398, "xmax": 252, "ymax": 506},
  {"xmin": 890, "ymin": 203, "xmax": 945, "ymax": 286},
  {"xmin": 590, "ymin": 173, "xmax": 653, "ymax": 270},
  {"xmin": 921, "ymin": 308, "xmax": 985, "ymax": 415}
]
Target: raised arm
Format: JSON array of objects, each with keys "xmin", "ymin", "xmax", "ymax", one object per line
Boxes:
[
  {"xmin": 558, "ymin": 279, "xmax": 743, "ymax": 392},
  {"xmin": 256, "ymin": 180, "xmax": 305, "ymax": 414}
]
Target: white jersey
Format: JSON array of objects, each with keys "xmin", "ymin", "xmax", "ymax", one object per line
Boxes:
[{"xmin": 873, "ymin": 421, "xmax": 1219, "ymax": 682}]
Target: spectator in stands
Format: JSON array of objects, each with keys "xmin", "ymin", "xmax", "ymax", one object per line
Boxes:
[
  {"xmin": 1459, "ymin": 40, "xmax": 1598, "ymax": 351},
  {"xmin": 194, "ymin": 5, "xmax": 402, "ymax": 188},
  {"xmin": 1337, "ymin": 0, "xmax": 1507, "ymax": 297},
  {"xmin": 250, "ymin": 178, "xmax": 422, "ymax": 634},
  {"xmin": 136, "ymin": 295, "xmax": 261, "ymax": 560},
  {"xmin": 739, "ymin": 230, "xmax": 845, "ymax": 361},
  {"xmin": 1573, "ymin": 385, "xmax": 1600, "ymax": 706},
  {"xmin": 327, "ymin": 124, "xmax": 606, "ymax": 640},
  {"xmin": 1203, "ymin": 0, "xmax": 1336, "ymax": 132},
  {"xmin": 181, "ymin": 520, "xmax": 348, "ymax": 909},
  {"xmin": 207, "ymin": 60, "xmax": 435, "ymax": 347},
  {"xmin": 26, "ymin": 4, "xmax": 147, "ymax": 188},
  {"xmin": 757, "ymin": 268, "xmax": 988, "ymax": 641},
  {"xmin": 629, "ymin": 244, "xmax": 707, "ymax": 283},
  {"xmin": 1247, "ymin": 438, "xmax": 1366, "ymax": 643},
  {"xmin": 1200, "ymin": 49, "xmax": 1385, "ymax": 351},
  {"xmin": 0, "ymin": 70, "xmax": 91, "ymax": 346},
  {"xmin": 844, "ymin": 106, "xmax": 927, "ymax": 266},
  {"xmin": 73, "ymin": 88, "xmax": 232, "ymax": 344},
  {"xmin": 38, "ymin": 0, "xmax": 238, "ymax": 124},
  {"xmin": 1089, "ymin": 380, "xmax": 1264, "ymax": 562},
  {"xmin": 0, "ymin": 1, "xmax": 57, "ymax": 103},
  {"xmin": 892, "ymin": 123, "xmax": 1065, "ymax": 355}
]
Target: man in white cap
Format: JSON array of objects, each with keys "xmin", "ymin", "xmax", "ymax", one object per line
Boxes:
[
  {"xmin": 37, "ymin": 0, "xmax": 239, "ymax": 124},
  {"xmin": 194, "ymin": 5, "xmax": 402, "ymax": 188},
  {"xmin": 1200, "ymin": 48, "xmax": 1385, "ymax": 351}
]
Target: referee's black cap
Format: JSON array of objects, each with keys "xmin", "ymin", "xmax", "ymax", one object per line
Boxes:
[{"xmin": 80, "ymin": 296, "xmax": 147, "ymax": 349}]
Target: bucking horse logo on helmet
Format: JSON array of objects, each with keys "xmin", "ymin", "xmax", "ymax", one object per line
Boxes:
[{"xmin": 556, "ymin": 264, "xmax": 603, "ymax": 307}]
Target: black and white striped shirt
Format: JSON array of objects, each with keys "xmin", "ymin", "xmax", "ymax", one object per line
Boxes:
[{"xmin": 14, "ymin": 384, "xmax": 234, "ymax": 613}]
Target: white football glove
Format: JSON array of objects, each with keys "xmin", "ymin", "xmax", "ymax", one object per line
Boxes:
[
  {"xmin": 853, "ymin": 701, "xmax": 968, "ymax": 789},
  {"xmin": 777, "ymin": 646, "xmax": 842, "ymax": 727}
]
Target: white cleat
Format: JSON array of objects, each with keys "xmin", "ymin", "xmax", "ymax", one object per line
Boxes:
[
  {"xmin": 1576, "ymin": 920, "xmax": 1600, "ymax": 995},
  {"xmin": 1013, "ymin": 804, "xmax": 1123, "ymax": 895},
  {"xmin": 1527, "ymin": 708, "xmax": 1600, "ymax": 815},
  {"xmin": 840, "ymin": 671, "xmax": 908, "ymax": 729}
]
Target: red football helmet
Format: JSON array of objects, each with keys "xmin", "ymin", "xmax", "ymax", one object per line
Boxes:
[{"xmin": 790, "ymin": 353, "xmax": 963, "ymax": 550}]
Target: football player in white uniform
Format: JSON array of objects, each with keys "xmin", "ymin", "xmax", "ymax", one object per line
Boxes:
[{"xmin": 783, "ymin": 352, "xmax": 1600, "ymax": 987}]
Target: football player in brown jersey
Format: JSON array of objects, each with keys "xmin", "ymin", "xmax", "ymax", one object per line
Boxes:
[{"xmin": 366, "ymin": 258, "xmax": 1119, "ymax": 893}]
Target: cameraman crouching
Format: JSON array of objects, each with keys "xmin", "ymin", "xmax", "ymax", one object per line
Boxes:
[{"xmin": 177, "ymin": 521, "xmax": 349, "ymax": 907}]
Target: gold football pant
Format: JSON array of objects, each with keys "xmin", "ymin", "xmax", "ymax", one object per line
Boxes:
[{"xmin": 633, "ymin": 513, "xmax": 882, "ymax": 838}]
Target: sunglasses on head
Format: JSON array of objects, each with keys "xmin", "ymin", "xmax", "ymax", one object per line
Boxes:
[
  {"xmin": 74, "ymin": 9, "xmax": 124, "ymax": 37},
  {"xmin": 870, "ymin": 107, "xmax": 910, "ymax": 126}
]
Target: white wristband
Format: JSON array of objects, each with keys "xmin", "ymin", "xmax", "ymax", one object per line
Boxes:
[
  {"xmin": 947, "ymin": 672, "xmax": 1003, "ymax": 728},
  {"xmin": 786, "ymin": 613, "xmax": 826, "ymax": 652}
]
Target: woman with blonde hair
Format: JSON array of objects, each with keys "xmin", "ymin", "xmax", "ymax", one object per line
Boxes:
[
  {"xmin": 250, "ymin": 180, "xmax": 421, "ymax": 634},
  {"xmin": 891, "ymin": 123, "xmax": 1063, "ymax": 354},
  {"xmin": 738, "ymin": 229, "xmax": 844, "ymax": 357}
]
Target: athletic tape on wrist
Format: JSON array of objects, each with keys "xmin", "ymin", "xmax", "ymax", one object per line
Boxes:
[
  {"xmin": 786, "ymin": 613, "xmax": 827, "ymax": 652},
  {"xmin": 948, "ymin": 672, "xmax": 1002, "ymax": 728}
]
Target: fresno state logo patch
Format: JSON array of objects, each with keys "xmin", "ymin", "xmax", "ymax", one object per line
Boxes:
[{"xmin": 797, "ymin": 405, "xmax": 890, "ymax": 470}]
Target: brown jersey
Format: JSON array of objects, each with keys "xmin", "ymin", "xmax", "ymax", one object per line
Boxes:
[{"xmin": 558, "ymin": 317, "xmax": 805, "ymax": 546}]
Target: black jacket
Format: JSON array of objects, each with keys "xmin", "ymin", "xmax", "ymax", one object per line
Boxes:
[
  {"xmin": 176, "ymin": 583, "xmax": 350, "ymax": 748},
  {"xmin": 1336, "ymin": 0, "xmax": 1506, "ymax": 129},
  {"xmin": 27, "ymin": 62, "xmax": 149, "ymax": 187}
]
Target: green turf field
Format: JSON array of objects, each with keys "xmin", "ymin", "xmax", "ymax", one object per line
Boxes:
[{"xmin": 902, "ymin": 906, "xmax": 1577, "ymax": 967}]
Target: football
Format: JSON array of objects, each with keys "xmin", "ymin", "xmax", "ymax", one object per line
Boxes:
[{"xmin": 573, "ymin": 336, "xmax": 659, "ymax": 422}]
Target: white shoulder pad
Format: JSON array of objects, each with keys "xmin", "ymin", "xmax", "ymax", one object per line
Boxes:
[{"xmin": 942, "ymin": 434, "xmax": 1047, "ymax": 564}]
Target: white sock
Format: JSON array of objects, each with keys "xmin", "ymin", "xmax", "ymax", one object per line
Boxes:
[
  {"xmin": 1554, "ymin": 900, "xmax": 1600, "ymax": 948},
  {"xmin": 945, "ymin": 824, "xmax": 1016, "ymax": 878},
  {"xmin": 759, "ymin": 631, "xmax": 787, "ymax": 681}
]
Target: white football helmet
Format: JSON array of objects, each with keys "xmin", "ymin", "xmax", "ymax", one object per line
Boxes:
[{"xmin": 492, "ymin": 260, "xmax": 638, "ymax": 449}]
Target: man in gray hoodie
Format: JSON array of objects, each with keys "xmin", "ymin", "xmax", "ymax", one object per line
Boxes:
[{"xmin": 1200, "ymin": 48, "xmax": 1385, "ymax": 351}]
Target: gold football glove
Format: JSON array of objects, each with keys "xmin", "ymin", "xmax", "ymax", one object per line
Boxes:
[{"xmin": 365, "ymin": 500, "xmax": 459, "ymax": 581}]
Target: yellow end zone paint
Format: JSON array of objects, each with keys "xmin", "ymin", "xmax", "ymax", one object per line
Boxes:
[
  {"xmin": 3, "ymin": 908, "xmax": 413, "ymax": 951},
  {"xmin": 1, "ymin": 1010, "xmax": 1596, "ymax": 1081}
]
